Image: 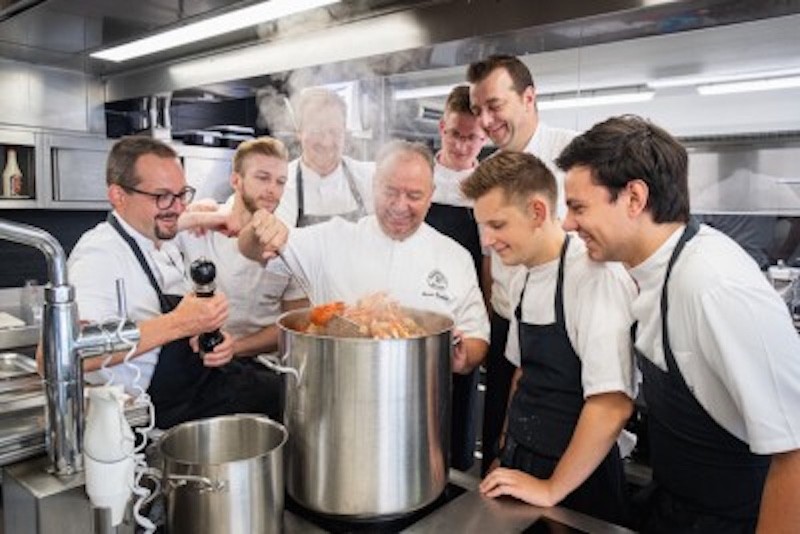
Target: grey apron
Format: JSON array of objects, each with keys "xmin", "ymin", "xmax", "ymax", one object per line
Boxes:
[{"xmin": 296, "ymin": 160, "xmax": 367, "ymax": 227}]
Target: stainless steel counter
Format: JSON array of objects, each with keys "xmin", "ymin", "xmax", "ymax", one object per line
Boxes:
[
  {"xmin": 3, "ymin": 461, "xmax": 635, "ymax": 534},
  {"xmin": 0, "ymin": 326, "xmax": 38, "ymax": 355},
  {"xmin": 0, "ymin": 378, "xmax": 149, "ymax": 468},
  {"xmin": 284, "ymin": 470, "xmax": 636, "ymax": 533},
  {"xmin": 403, "ymin": 488, "xmax": 635, "ymax": 533}
]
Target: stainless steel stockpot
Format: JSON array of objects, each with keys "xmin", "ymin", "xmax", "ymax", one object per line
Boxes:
[
  {"xmin": 273, "ymin": 307, "xmax": 453, "ymax": 518},
  {"xmin": 158, "ymin": 414, "xmax": 286, "ymax": 534}
]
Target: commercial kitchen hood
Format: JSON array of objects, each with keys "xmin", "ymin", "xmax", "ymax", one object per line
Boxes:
[{"xmin": 1, "ymin": 0, "xmax": 799, "ymax": 104}]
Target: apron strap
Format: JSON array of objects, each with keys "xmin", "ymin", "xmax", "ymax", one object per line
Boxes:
[
  {"xmin": 554, "ymin": 235, "xmax": 571, "ymax": 329},
  {"xmin": 107, "ymin": 213, "xmax": 172, "ymax": 313},
  {"xmin": 660, "ymin": 219, "xmax": 700, "ymax": 377},
  {"xmin": 296, "ymin": 159, "xmax": 366, "ymax": 223},
  {"xmin": 296, "ymin": 162, "xmax": 306, "ymax": 223},
  {"xmin": 514, "ymin": 234, "xmax": 571, "ymax": 325},
  {"xmin": 341, "ymin": 160, "xmax": 367, "ymax": 215}
]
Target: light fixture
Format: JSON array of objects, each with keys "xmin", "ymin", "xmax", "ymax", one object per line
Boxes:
[
  {"xmin": 393, "ymin": 84, "xmax": 460, "ymax": 101},
  {"xmin": 648, "ymin": 68, "xmax": 800, "ymax": 89},
  {"xmin": 697, "ymin": 75, "xmax": 800, "ymax": 95},
  {"xmin": 91, "ymin": 0, "xmax": 340, "ymax": 62},
  {"xmin": 538, "ymin": 87, "xmax": 655, "ymax": 110}
]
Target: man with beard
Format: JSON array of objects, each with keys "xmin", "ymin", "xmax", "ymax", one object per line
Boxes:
[
  {"xmin": 68, "ymin": 137, "xmax": 278, "ymax": 428},
  {"xmin": 239, "ymin": 140, "xmax": 490, "ymax": 375},
  {"xmin": 177, "ymin": 137, "xmax": 308, "ymax": 358},
  {"xmin": 274, "ymin": 87, "xmax": 376, "ymax": 228},
  {"xmin": 467, "ymin": 55, "xmax": 578, "ymax": 474}
]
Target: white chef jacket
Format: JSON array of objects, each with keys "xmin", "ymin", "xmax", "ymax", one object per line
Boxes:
[
  {"xmin": 275, "ymin": 156, "xmax": 376, "ymax": 228},
  {"xmin": 175, "ymin": 199, "xmax": 305, "ymax": 340},
  {"xmin": 504, "ymin": 237, "xmax": 637, "ymax": 399},
  {"xmin": 431, "ymin": 157, "xmax": 474, "ymax": 208},
  {"xmin": 629, "ymin": 224, "xmax": 800, "ymax": 454},
  {"xmin": 489, "ymin": 122, "xmax": 577, "ymax": 321},
  {"xmin": 274, "ymin": 215, "xmax": 490, "ymax": 342},
  {"xmin": 68, "ymin": 213, "xmax": 190, "ymax": 394}
]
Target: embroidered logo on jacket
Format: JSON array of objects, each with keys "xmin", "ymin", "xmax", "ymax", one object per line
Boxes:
[{"xmin": 426, "ymin": 269, "xmax": 448, "ymax": 291}]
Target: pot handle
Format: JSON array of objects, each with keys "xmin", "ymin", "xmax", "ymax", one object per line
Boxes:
[
  {"xmin": 165, "ymin": 473, "xmax": 227, "ymax": 494},
  {"xmin": 257, "ymin": 354, "xmax": 300, "ymax": 382}
]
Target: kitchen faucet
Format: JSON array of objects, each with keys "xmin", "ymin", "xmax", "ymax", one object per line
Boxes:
[{"xmin": 0, "ymin": 218, "xmax": 140, "ymax": 476}]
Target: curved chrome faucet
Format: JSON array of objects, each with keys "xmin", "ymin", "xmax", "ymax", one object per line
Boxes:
[{"xmin": 0, "ymin": 218, "xmax": 140, "ymax": 476}]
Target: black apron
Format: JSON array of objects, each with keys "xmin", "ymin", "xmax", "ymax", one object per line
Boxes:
[
  {"xmin": 424, "ymin": 200, "xmax": 483, "ymax": 471},
  {"xmin": 502, "ymin": 235, "xmax": 629, "ymax": 525},
  {"xmin": 480, "ymin": 309, "xmax": 516, "ymax": 475},
  {"xmin": 296, "ymin": 160, "xmax": 367, "ymax": 227},
  {"xmin": 425, "ymin": 203, "xmax": 482, "ymax": 276},
  {"xmin": 633, "ymin": 220, "xmax": 770, "ymax": 533},
  {"xmin": 108, "ymin": 215, "xmax": 283, "ymax": 429}
]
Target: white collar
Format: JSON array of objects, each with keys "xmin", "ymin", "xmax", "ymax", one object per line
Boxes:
[
  {"xmin": 628, "ymin": 225, "xmax": 686, "ymax": 291},
  {"xmin": 299, "ymin": 158, "xmax": 344, "ymax": 180},
  {"xmin": 111, "ymin": 211, "xmax": 160, "ymax": 252}
]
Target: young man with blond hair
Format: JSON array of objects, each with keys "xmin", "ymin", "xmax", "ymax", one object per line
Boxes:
[{"xmin": 462, "ymin": 151, "xmax": 635, "ymax": 526}]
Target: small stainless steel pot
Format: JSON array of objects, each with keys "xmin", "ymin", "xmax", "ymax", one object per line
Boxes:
[
  {"xmin": 159, "ymin": 414, "xmax": 286, "ymax": 534},
  {"xmin": 268, "ymin": 307, "xmax": 453, "ymax": 518}
]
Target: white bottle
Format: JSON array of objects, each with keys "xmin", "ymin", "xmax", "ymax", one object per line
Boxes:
[
  {"xmin": 2, "ymin": 147, "xmax": 23, "ymax": 197},
  {"xmin": 20, "ymin": 280, "xmax": 43, "ymax": 325},
  {"xmin": 84, "ymin": 385, "xmax": 135, "ymax": 527}
]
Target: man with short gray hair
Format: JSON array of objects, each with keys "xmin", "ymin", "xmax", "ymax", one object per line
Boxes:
[{"xmin": 239, "ymin": 140, "xmax": 490, "ymax": 375}]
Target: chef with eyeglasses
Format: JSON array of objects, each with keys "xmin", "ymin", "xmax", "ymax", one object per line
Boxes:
[{"xmin": 62, "ymin": 136, "xmax": 280, "ymax": 429}]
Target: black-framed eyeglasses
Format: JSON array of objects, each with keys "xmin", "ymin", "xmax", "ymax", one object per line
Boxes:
[{"xmin": 121, "ymin": 185, "xmax": 196, "ymax": 209}]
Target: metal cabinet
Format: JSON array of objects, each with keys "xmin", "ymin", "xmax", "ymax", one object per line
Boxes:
[
  {"xmin": 179, "ymin": 145, "xmax": 235, "ymax": 203},
  {"xmin": 1, "ymin": 130, "xmax": 235, "ymax": 211},
  {"xmin": 44, "ymin": 134, "xmax": 113, "ymax": 209}
]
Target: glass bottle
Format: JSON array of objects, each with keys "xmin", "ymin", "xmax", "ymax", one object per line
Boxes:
[{"xmin": 2, "ymin": 147, "xmax": 24, "ymax": 197}]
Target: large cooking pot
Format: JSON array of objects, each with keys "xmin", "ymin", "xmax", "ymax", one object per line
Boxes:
[
  {"xmin": 159, "ymin": 414, "xmax": 286, "ymax": 534},
  {"xmin": 270, "ymin": 307, "xmax": 453, "ymax": 518}
]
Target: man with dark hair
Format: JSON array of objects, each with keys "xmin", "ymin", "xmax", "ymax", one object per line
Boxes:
[
  {"xmin": 275, "ymin": 87, "xmax": 375, "ymax": 228},
  {"xmin": 463, "ymin": 151, "xmax": 635, "ymax": 526},
  {"xmin": 557, "ymin": 114, "xmax": 800, "ymax": 532},
  {"xmin": 424, "ymin": 84, "xmax": 487, "ymax": 471},
  {"xmin": 467, "ymin": 55, "xmax": 575, "ymax": 155},
  {"xmin": 67, "ymin": 136, "xmax": 278, "ymax": 429},
  {"xmin": 467, "ymin": 54, "xmax": 577, "ymax": 474}
]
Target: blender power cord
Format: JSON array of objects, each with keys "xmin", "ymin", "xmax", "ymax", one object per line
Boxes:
[{"xmin": 95, "ymin": 316, "xmax": 159, "ymax": 533}]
